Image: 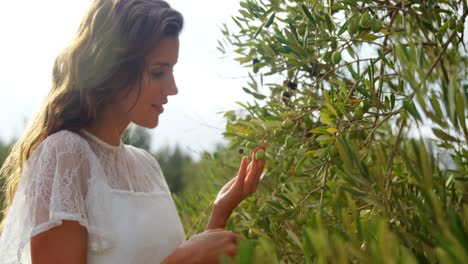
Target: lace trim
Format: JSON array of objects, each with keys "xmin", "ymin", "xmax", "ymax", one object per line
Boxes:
[{"xmin": 79, "ymin": 129, "xmax": 123, "ymax": 151}]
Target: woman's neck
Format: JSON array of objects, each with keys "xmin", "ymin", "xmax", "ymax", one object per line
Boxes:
[{"xmin": 83, "ymin": 107, "xmax": 130, "ymax": 146}]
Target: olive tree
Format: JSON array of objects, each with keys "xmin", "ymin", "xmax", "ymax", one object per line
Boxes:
[{"xmin": 211, "ymin": 0, "xmax": 468, "ymax": 263}]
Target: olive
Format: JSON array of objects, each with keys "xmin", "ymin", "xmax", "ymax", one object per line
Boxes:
[
  {"xmin": 287, "ymin": 81, "xmax": 298, "ymax": 90},
  {"xmin": 256, "ymin": 150, "xmax": 266, "ymax": 160},
  {"xmin": 282, "ymin": 119, "xmax": 295, "ymax": 129},
  {"xmin": 246, "ymin": 142, "xmax": 257, "ymax": 149},
  {"xmin": 359, "ymin": 13, "xmax": 372, "ymax": 29},
  {"xmin": 371, "ymin": 19, "xmax": 382, "ymax": 33},
  {"xmin": 332, "ymin": 51, "xmax": 342, "ymax": 64},
  {"xmin": 285, "ymin": 135, "xmax": 295, "ymax": 148}
]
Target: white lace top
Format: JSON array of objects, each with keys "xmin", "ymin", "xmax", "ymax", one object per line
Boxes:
[{"xmin": 0, "ymin": 129, "xmax": 186, "ymax": 264}]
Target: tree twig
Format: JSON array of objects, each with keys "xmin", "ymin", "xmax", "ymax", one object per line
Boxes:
[
  {"xmin": 278, "ymin": 186, "xmax": 321, "ymax": 231},
  {"xmin": 319, "ymin": 161, "xmax": 331, "ymax": 208},
  {"xmin": 425, "ymin": 29, "xmax": 462, "ymax": 78},
  {"xmin": 385, "ymin": 115, "xmax": 406, "ymax": 198},
  {"xmin": 360, "ymin": 107, "xmax": 402, "ymax": 148}
]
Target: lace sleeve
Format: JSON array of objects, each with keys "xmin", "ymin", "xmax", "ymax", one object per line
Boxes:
[{"xmin": 0, "ymin": 130, "xmax": 114, "ymax": 264}]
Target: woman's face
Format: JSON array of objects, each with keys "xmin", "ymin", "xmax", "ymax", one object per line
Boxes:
[{"xmin": 119, "ymin": 37, "xmax": 180, "ymax": 128}]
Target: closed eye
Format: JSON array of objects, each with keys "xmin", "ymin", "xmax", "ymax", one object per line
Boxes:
[{"xmin": 151, "ymin": 71, "xmax": 165, "ymax": 78}]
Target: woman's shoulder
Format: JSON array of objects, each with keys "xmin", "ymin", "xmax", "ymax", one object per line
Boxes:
[
  {"xmin": 45, "ymin": 129, "xmax": 86, "ymax": 145},
  {"xmin": 125, "ymin": 145, "xmax": 162, "ymax": 169},
  {"xmin": 126, "ymin": 144, "xmax": 155, "ymax": 161},
  {"xmin": 23, "ymin": 130, "xmax": 94, "ymax": 184},
  {"xmin": 33, "ymin": 129, "xmax": 90, "ymax": 158}
]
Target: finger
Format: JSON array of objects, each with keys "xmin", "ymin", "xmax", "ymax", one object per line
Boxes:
[
  {"xmin": 236, "ymin": 156, "xmax": 249, "ymax": 184},
  {"xmin": 256, "ymin": 157, "xmax": 266, "ymax": 175},
  {"xmin": 254, "ymin": 163, "xmax": 265, "ymax": 188},
  {"xmin": 244, "ymin": 159, "xmax": 253, "ymax": 179},
  {"xmin": 246, "ymin": 162, "xmax": 252, "ymax": 176},
  {"xmin": 224, "ymin": 243, "xmax": 237, "ymax": 259},
  {"xmin": 250, "ymin": 148, "xmax": 259, "ymax": 173},
  {"xmin": 252, "ymin": 147, "xmax": 258, "ymax": 162},
  {"xmin": 228, "ymin": 231, "xmax": 243, "ymax": 243},
  {"xmin": 221, "ymin": 176, "xmax": 237, "ymax": 192},
  {"xmin": 258, "ymin": 140, "xmax": 268, "ymax": 150},
  {"xmin": 251, "ymin": 148, "xmax": 265, "ymax": 187},
  {"xmin": 206, "ymin": 228, "xmax": 225, "ymax": 233},
  {"xmin": 245, "ymin": 151, "xmax": 259, "ymax": 192},
  {"xmin": 256, "ymin": 140, "xmax": 264, "ymax": 149}
]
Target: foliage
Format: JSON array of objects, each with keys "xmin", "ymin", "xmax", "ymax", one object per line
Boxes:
[
  {"xmin": 183, "ymin": 0, "xmax": 468, "ymax": 263},
  {"xmin": 174, "ymin": 143, "xmax": 240, "ymax": 234},
  {"xmin": 122, "ymin": 125, "xmax": 153, "ymax": 152}
]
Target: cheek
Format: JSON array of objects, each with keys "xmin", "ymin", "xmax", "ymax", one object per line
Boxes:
[
  {"xmin": 114, "ymin": 86, "xmax": 145, "ymax": 115},
  {"xmin": 142, "ymin": 80, "xmax": 164, "ymax": 99},
  {"xmin": 122, "ymin": 76, "xmax": 164, "ymax": 113},
  {"xmin": 132, "ymin": 83, "xmax": 160, "ymax": 112},
  {"xmin": 121, "ymin": 89, "xmax": 141, "ymax": 112}
]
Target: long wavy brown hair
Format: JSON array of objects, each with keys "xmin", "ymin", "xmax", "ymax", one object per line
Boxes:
[{"xmin": 0, "ymin": 0, "xmax": 183, "ymax": 232}]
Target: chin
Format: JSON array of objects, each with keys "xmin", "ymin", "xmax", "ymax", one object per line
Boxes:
[
  {"xmin": 134, "ymin": 118, "xmax": 159, "ymax": 129},
  {"xmin": 148, "ymin": 121, "xmax": 159, "ymax": 129},
  {"xmin": 144, "ymin": 120, "xmax": 159, "ymax": 129}
]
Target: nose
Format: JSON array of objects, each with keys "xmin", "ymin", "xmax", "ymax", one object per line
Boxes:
[
  {"xmin": 164, "ymin": 73, "xmax": 178, "ymax": 96},
  {"xmin": 168, "ymin": 84, "xmax": 178, "ymax": 96}
]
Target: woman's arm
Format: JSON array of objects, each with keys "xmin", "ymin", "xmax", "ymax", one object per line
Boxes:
[
  {"xmin": 160, "ymin": 243, "xmax": 196, "ymax": 264},
  {"xmin": 206, "ymin": 209, "xmax": 229, "ymax": 230},
  {"xmin": 206, "ymin": 145, "xmax": 267, "ymax": 230},
  {"xmin": 30, "ymin": 220, "xmax": 87, "ymax": 264},
  {"xmin": 161, "ymin": 228, "xmax": 241, "ymax": 264}
]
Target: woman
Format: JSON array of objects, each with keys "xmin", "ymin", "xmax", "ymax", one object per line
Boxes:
[{"xmin": 0, "ymin": 0, "xmax": 266, "ymax": 263}]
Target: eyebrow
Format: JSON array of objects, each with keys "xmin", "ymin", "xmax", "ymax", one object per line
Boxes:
[{"xmin": 151, "ymin": 62, "xmax": 176, "ymax": 67}]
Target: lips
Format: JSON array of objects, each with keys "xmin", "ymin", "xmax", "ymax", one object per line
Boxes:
[{"xmin": 151, "ymin": 104, "xmax": 165, "ymax": 114}]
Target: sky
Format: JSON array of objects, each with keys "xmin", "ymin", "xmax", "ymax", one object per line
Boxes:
[{"xmin": 0, "ymin": 0, "xmax": 253, "ymax": 159}]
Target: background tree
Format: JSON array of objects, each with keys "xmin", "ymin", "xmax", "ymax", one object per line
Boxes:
[
  {"xmin": 122, "ymin": 125, "xmax": 153, "ymax": 152},
  {"xmin": 122, "ymin": 125, "xmax": 194, "ymax": 193},
  {"xmin": 155, "ymin": 145, "xmax": 194, "ymax": 193}
]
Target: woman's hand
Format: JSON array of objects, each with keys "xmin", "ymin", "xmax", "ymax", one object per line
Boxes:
[
  {"xmin": 161, "ymin": 228, "xmax": 242, "ymax": 264},
  {"xmin": 207, "ymin": 143, "xmax": 267, "ymax": 229}
]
